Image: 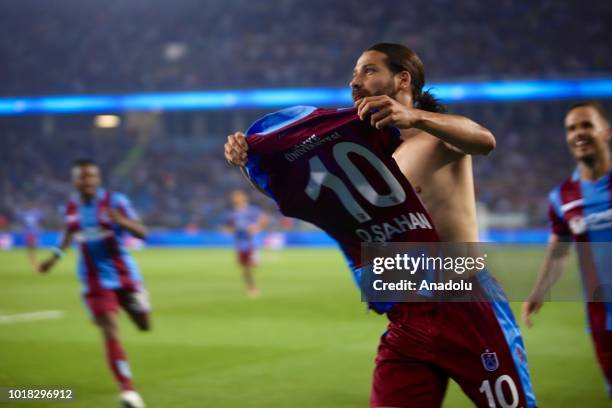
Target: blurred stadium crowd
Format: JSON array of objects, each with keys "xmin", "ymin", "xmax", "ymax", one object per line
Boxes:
[
  {"xmin": 1, "ymin": 0, "xmax": 609, "ymax": 95},
  {"xmin": 1, "ymin": 0, "xmax": 610, "ymax": 231}
]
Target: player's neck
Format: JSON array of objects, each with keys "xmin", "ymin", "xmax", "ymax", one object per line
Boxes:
[
  {"xmin": 395, "ymin": 92, "xmax": 412, "ymax": 108},
  {"xmin": 79, "ymin": 193, "xmax": 96, "ymax": 203},
  {"xmin": 578, "ymin": 156, "xmax": 610, "ymax": 181}
]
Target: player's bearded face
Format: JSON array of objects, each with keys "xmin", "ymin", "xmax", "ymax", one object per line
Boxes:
[
  {"xmin": 350, "ymin": 51, "xmax": 400, "ymax": 102},
  {"xmin": 72, "ymin": 165, "xmax": 101, "ymax": 198},
  {"xmin": 565, "ymin": 107, "xmax": 611, "ymax": 162}
]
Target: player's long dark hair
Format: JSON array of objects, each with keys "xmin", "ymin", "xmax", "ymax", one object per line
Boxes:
[{"xmin": 367, "ymin": 43, "xmax": 446, "ymax": 113}]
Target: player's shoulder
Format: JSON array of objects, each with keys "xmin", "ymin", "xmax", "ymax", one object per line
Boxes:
[
  {"xmin": 548, "ymin": 181, "xmax": 566, "ymax": 208},
  {"xmin": 65, "ymin": 193, "xmax": 80, "ymax": 207},
  {"xmin": 550, "ymin": 169, "xmax": 580, "ymax": 196},
  {"xmin": 108, "ymin": 190, "xmax": 132, "ymax": 207},
  {"xmin": 548, "ymin": 169, "xmax": 580, "ymax": 207},
  {"xmin": 62, "ymin": 194, "xmax": 80, "ymax": 219}
]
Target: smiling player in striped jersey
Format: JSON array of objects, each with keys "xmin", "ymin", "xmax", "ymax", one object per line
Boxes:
[
  {"xmin": 523, "ymin": 102, "xmax": 612, "ymax": 398},
  {"xmin": 38, "ymin": 159, "xmax": 149, "ymax": 408}
]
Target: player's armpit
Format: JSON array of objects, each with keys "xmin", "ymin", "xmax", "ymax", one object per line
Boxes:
[{"xmin": 442, "ymin": 140, "xmax": 468, "ymax": 157}]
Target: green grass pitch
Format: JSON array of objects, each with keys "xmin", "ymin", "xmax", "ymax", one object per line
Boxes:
[{"xmin": 0, "ymin": 248, "xmax": 609, "ymax": 407}]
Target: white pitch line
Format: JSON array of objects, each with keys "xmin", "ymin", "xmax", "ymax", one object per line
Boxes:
[{"xmin": 0, "ymin": 310, "xmax": 64, "ymax": 324}]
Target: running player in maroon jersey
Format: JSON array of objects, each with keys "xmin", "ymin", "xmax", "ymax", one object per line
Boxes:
[{"xmin": 38, "ymin": 159, "xmax": 149, "ymax": 408}]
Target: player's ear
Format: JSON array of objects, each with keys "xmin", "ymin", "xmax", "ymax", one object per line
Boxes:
[{"xmin": 396, "ymin": 71, "xmax": 411, "ymax": 92}]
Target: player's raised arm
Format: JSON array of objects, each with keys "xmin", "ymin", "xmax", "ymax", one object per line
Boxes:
[
  {"xmin": 37, "ymin": 228, "xmax": 75, "ymax": 273},
  {"xmin": 521, "ymin": 233, "xmax": 572, "ymax": 328},
  {"xmin": 355, "ymin": 95, "xmax": 496, "ymax": 155},
  {"xmin": 107, "ymin": 207, "xmax": 147, "ymax": 240},
  {"xmin": 411, "ymin": 109, "xmax": 496, "ymax": 155}
]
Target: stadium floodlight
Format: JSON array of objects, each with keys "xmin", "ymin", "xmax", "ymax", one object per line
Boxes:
[
  {"xmin": 0, "ymin": 78, "xmax": 611, "ymax": 116},
  {"xmin": 94, "ymin": 115, "xmax": 121, "ymax": 128}
]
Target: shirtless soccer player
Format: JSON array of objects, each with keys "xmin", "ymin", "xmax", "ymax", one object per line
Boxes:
[
  {"xmin": 225, "ymin": 43, "xmax": 536, "ymax": 407},
  {"xmin": 38, "ymin": 159, "xmax": 150, "ymax": 408}
]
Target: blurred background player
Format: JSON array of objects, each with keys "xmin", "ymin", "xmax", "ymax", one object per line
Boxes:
[
  {"xmin": 17, "ymin": 203, "xmax": 43, "ymax": 269},
  {"xmin": 37, "ymin": 159, "xmax": 150, "ymax": 408},
  {"xmin": 224, "ymin": 190, "xmax": 267, "ymax": 298},
  {"xmin": 523, "ymin": 102, "xmax": 612, "ymax": 398}
]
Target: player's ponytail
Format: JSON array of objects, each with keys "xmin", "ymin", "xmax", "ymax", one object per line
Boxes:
[
  {"xmin": 415, "ymin": 89, "xmax": 447, "ymax": 113},
  {"xmin": 367, "ymin": 43, "xmax": 447, "ymax": 114}
]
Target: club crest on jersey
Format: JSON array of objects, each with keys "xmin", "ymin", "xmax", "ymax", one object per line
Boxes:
[{"xmin": 481, "ymin": 350, "xmax": 499, "ymax": 372}]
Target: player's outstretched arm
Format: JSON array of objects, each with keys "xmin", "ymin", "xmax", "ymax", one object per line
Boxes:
[
  {"xmin": 249, "ymin": 213, "xmax": 269, "ymax": 234},
  {"xmin": 257, "ymin": 213, "xmax": 269, "ymax": 230},
  {"xmin": 355, "ymin": 95, "xmax": 496, "ymax": 155},
  {"xmin": 224, "ymin": 131, "xmax": 273, "ymax": 199},
  {"xmin": 37, "ymin": 229, "xmax": 75, "ymax": 273},
  {"xmin": 521, "ymin": 233, "xmax": 571, "ymax": 328}
]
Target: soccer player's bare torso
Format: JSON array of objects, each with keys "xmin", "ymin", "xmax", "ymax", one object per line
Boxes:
[{"xmin": 393, "ymin": 129, "xmax": 479, "ymax": 242}]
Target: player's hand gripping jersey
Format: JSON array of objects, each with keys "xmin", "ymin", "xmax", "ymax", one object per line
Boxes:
[{"xmin": 245, "ymin": 106, "xmax": 439, "ymax": 271}]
